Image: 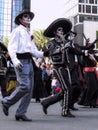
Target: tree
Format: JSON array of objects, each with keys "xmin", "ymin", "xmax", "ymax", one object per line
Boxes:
[
  {"xmin": 3, "ymin": 37, "xmax": 9, "ymax": 47},
  {"xmin": 32, "ymin": 29, "xmax": 50, "ymax": 50}
]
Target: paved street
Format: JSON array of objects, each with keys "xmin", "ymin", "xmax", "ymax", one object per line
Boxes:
[{"xmin": 0, "ymin": 98, "xmax": 98, "ymax": 130}]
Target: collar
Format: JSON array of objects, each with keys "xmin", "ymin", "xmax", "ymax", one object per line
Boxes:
[{"xmin": 19, "ymin": 24, "xmax": 30, "ymax": 33}]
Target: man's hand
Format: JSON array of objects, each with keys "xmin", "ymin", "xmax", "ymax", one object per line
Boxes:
[
  {"xmin": 64, "ymin": 42, "xmax": 70, "ymax": 49},
  {"xmin": 84, "ymin": 50, "xmax": 88, "ymax": 56},
  {"xmin": 58, "ymin": 34, "xmax": 65, "ymax": 41},
  {"xmin": 44, "ymin": 50, "xmax": 49, "ymax": 57},
  {"xmin": 15, "ymin": 62, "xmax": 23, "ymax": 71}
]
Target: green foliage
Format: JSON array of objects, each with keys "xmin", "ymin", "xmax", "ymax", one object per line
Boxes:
[
  {"xmin": 1, "ymin": 30, "xmax": 50, "ymax": 50},
  {"xmin": 3, "ymin": 37, "xmax": 9, "ymax": 47},
  {"xmin": 32, "ymin": 29, "xmax": 50, "ymax": 50},
  {"xmin": 0, "ymin": 37, "xmax": 9, "ymax": 48}
]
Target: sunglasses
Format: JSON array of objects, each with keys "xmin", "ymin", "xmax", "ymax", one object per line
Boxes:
[
  {"xmin": 22, "ymin": 14, "xmax": 31, "ymax": 19},
  {"xmin": 57, "ymin": 27, "xmax": 64, "ymax": 32}
]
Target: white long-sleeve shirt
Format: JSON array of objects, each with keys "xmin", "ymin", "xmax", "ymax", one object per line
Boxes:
[{"xmin": 8, "ymin": 25, "xmax": 44, "ymax": 67}]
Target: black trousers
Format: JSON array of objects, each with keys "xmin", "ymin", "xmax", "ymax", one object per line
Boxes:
[
  {"xmin": 0, "ymin": 77, "xmax": 7, "ymax": 97},
  {"xmin": 53, "ymin": 65, "xmax": 72, "ymax": 110},
  {"xmin": 70, "ymin": 65, "xmax": 81, "ymax": 106}
]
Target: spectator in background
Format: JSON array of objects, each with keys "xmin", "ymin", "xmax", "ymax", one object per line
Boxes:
[
  {"xmin": 51, "ymin": 76, "xmax": 62, "ymax": 95},
  {"xmin": 45, "ymin": 64, "xmax": 53, "ymax": 95}
]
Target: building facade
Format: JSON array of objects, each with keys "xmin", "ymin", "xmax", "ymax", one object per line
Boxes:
[
  {"xmin": 0, "ymin": 0, "xmax": 30, "ymax": 40},
  {"xmin": 64, "ymin": 0, "xmax": 98, "ymax": 48},
  {"xmin": 0, "ymin": 0, "xmax": 98, "ymax": 48}
]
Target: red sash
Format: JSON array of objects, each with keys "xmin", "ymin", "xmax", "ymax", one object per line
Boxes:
[
  {"xmin": 84, "ymin": 67, "xmax": 98, "ymax": 79},
  {"xmin": 83, "ymin": 67, "xmax": 95, "ymax": 72}
]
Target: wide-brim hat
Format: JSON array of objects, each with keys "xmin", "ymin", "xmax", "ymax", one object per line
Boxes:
[
  {"xmin": 65, "ymin": 31, "xmax": 77, "ymax": 40},
  {"xmin": 15, "ymin": 10, "xmax": 34, "ymax": 25},
  {"xmin": 43, "ymin": 18, "xmax": 72, "ymax": 38}
]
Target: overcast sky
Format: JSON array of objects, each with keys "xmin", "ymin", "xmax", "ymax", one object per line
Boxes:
[{"xmin": 31, "ymin": 0, "xmax": 66, "ymax": 31}]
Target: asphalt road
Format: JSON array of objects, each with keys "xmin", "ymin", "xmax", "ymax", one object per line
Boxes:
[{"xmin": 0, "ymin": 98, "xmax": 98, "ymax": 130}]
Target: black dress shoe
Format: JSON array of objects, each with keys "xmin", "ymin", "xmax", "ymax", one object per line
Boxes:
[
  {"xmin": 1, "ymin": 101, "xmax": 9, "ymax": 116},
  {"xmin": 41, "ymin": 102, "xmax": 47, "ymax": 114},
  {"xmin": 15, "ymin": 115, "xmax": 32, "ymax": 121},
  {"xmin": 70, "ymin": 107, "xmax": 78, "ymax": 111},
  {"xmin": 36, "ymin": 99, "xmax": 40, "ymax": 103},
  {"xmin": 61, "ymin": 110, "xmax": 75, "ymax": 118},
  {"xmin": 90, "ymin": 105, "xmax": 97, "ymax": 108}
]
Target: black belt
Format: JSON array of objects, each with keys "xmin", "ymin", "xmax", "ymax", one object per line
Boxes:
[
  {"xmin": 17, "ymin": 53, "xmax": 32, "ymax": 59},
  {"xmin": 17, "ymin": 53, "xmax": 38, "ymax": 71}
]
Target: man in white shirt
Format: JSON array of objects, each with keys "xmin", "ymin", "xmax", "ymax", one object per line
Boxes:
[{"xmin": 1, "ymin": 10, "xmax": 48, "ymax": 121}]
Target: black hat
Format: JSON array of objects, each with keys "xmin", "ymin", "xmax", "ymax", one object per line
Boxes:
[
  {"xmin": 70, "ymin": 31, "xmax": 77, "ymax": 36},
  {"xmin": 65, "ymin": 31, "xmax": 77, "ymax": 40},
  {"xmin": 43, "ymin": 18, "xmax": 72, "ymax": 38},
  {"xmin": 15, "ymin": 10, "xmax": 34, "ymax": 25}
]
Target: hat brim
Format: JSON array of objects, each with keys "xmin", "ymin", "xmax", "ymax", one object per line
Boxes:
[
  {"xmin": 43, "ymin": 18, "xmax": 72, "ymax": 38},
  {"xmin": 70, "ymin": 31, "xmax": 77, "ymax": 36},
  {"xmin": 15, "ymin": 10, "xmax": 34, "ymax": 25},
  {"xmin": 65, "ymin": 31, "xmax": 77, "ymax": 40}
]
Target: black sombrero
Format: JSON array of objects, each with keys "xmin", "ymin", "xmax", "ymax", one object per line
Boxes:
[
  {"xmin": 15, "ymin": 10, "xmax": 34, "ymax": 25},
  {"xmin": 43, "ymin": 18, "xmax": 72, "ymax": 38}
]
